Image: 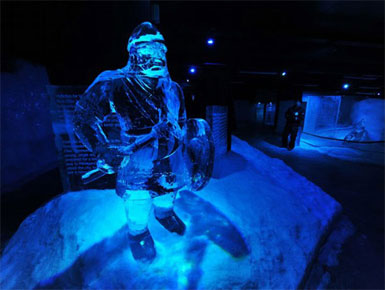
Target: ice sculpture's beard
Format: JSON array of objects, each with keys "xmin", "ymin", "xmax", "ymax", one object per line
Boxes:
[
  {"xmin": 139, "ymin": 63, "xmax": 168, "ymax": 78},
  {"xmin": 126, "ymin": 60, "xmax": 169, "ymax": 80}
]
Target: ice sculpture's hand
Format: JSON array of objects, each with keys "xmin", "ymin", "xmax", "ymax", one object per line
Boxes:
[
  {"xmin": 152, "ymin": 120, "xmax": 173, "ymax": 137},
  {"xmin": 152, "ymin": 118, "xmax": 183, "ymax": 140},
  {"xmin": 95, "ymin": 145, "xmax": 124, "ymax": 172},
  {"xmin": 151, "ymin": 109, "xmax": 170, "ymax": 137},
  {"xmin": 114, "ymin": 143, "xmax": 142, "ymax": 155},
  {"xmin": 96, "ymin": 159, "xmax": 115, "ymax": 174}
]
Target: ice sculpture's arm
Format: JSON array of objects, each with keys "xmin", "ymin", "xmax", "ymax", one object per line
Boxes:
[
  {"xmin": 148, "ymin": 82, "xmax": 186, "ymax": 141},
  {"xmin": 73, "ymin": 79, "xmax": 121, "ymax": 168}
]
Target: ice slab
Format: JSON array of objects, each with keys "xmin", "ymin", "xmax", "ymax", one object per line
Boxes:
[
  {"xmin": 0, "ymin": 136, "xmax": 341, "ymax": 289},
  {"xmin": 301, "ymin": 133, "xmax": 384, "ymax": 166}
]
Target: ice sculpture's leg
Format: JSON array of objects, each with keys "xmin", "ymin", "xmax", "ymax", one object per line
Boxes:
[
  {"xmin": 128, "ymin": 229, "xmax": 156, "ymax": 262},
  {"xmin": 153, "ymin": 192, "xmax": 186, "ymax": 235},
  {"xmin": 123, "ymin": 190, "xmax": 156, "ymax": 262},
  {"xmin": 153, "ymin": 192, "xmax": 175, "ymax": 218},
  {"xmin": 124, "ymin": 190, "xmax": 152, "ymax": 235}
]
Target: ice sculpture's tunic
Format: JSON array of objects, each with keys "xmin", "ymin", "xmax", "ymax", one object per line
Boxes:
[
  {"xmin": 74, "ymin": 69, "xmax": 187, "ymax": 198},
  {"xmin": 73, "ymin": 23, "xmax": 213, "ymax": 260},
  {"xmin": 74, "ymin": 21, "xmax": 213, "ymax": 206}
]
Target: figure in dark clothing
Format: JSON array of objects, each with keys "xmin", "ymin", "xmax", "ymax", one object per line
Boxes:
[{"xmin": 282, "ymin": 100, "xmax": 305, "ymax": 150}]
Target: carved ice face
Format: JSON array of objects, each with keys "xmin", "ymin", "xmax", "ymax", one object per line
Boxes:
[
  {"xmin": 127, "ymin": 22, "xmax": 169, "ymax": 78},
  {"xmin": 129, "ymin": 42, "xmax": 168, "ymax": 77}
]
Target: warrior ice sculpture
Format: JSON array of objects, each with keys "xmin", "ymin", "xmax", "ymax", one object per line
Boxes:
[{"xmin": 73, "ymin": 22, "xmax": 214, "ymax": 262}]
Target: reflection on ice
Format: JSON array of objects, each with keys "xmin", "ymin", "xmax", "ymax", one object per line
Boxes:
[
  {"xmin": 177, "ymin": 190, "xmax": 250, "ymax": 258},
  {"xmin": 36, "ymin": 190, "xmax": 249, "ymax": 289}
]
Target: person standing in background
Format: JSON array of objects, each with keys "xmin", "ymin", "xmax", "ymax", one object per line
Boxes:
[{"xmin": 282, "ymin": 100, "xmax": 305, "ymax": 150}]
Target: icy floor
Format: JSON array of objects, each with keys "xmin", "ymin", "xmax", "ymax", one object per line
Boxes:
[
  {"xmin": 1, "ymin": 137, "xmax": 341, "ymax": 289},
  {"xmin": 300, "ymin": 133, "xmax": 384, "ymax": 166},
  {"xmin": 235, "ymin": 126, "xmax": 384, "ymax": 289}
]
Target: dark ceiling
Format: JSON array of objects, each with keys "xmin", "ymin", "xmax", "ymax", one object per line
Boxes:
[
  {"xmin": 2, "ymin": 1, "xmax": 384, "ymax": 98},
  {"xmin": 158, "ymin": 1, "xmax": 384, "ymax": 98}
]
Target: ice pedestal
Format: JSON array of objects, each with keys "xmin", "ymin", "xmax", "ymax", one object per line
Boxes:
[{"xmin": 1, "ymin": 137, "xmax": 342, "ymax": 289}]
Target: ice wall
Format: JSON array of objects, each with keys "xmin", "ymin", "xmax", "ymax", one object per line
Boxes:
[
  {"xmin": 1, "ymin": 60, "xmax": 58, "ymax": 191},
  {"xmin": 0, "ymin": 137, "xmax": 342, "ymax": 289},
  {"xmin": 302, "ymin": 94, "xmax": 384, "ymax": 142},
  {"xmin": 303, "ymin": 95, "xmax": 341, "ymax": 136},
  {"xmin": 206, "ymin": 105, "xmax": 228, "ymax": 157}
]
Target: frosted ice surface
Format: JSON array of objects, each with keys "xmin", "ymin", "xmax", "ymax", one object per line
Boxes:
[{"xmin": 0, "ymin": 137, "xmax": 342, "ymax": 289}]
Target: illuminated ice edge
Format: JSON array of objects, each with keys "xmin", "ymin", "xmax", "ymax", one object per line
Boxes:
[{"xmin": 127, "ymin": 32, "xmax": 165, "ymax": 52}]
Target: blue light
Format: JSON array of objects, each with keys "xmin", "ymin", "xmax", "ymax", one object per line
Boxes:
[
  {"xmin": 281, "ymin": 71, "xmax": 287, "ymax": 77},
  {"xmin": 207, "ymin": 38, "xmax": 214, "ymax": 46},
  {"xmin": 189, "ymin": 67, "xmax": 196, "ymax": 74},
  {"xmin": 343, "ymin": 83, "xmax": 350, "ymax": 90}
]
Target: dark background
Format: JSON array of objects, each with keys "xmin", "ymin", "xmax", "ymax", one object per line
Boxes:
[
  {"xmin": 2, "ymin": 1, "xmax": 384, "ymax": 97},
  {"xmin": 1, "ymin": 2, "xmax": 384, "ymax": 288}
]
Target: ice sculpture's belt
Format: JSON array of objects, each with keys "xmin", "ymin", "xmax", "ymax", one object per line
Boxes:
[{"xmin": 126, "ymin": 128, "xmax": 152, "ymax": 136}]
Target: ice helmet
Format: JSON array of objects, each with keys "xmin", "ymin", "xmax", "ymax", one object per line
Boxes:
[{"xmin": 127, "ymin": 22, "xmax": 166, "ymax": 53}]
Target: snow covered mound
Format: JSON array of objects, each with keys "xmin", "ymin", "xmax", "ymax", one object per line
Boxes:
[{"xmin": 0, "ymin": 137, "xmax": 341, "ymax": 289}]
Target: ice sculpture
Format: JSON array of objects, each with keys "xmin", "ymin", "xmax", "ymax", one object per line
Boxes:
[
  {"xmin": 73, "ymin": 22, "xmax": 214, "ymax": 262},
  {"xmin": 344, "ymin": 118, "xmax": 368, "ymax": 143}
]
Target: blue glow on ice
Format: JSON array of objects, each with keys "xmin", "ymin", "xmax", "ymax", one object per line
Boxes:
[
  {"xmin": 72, "ymin": 21, "xmax": 215, "ymax": 263},
  {"xmin": 281, "ymin": 71, "xmax": 287, "ymax": 76},
  {"xmin": 1, "ymin": 137, "xmax": 346, "ymax": 289},
  {"xmin": 207, "ymin": 38, "xmax": 214, "ymax": 46},
  {"xmin": 342, "ymin": 83, "xmax": 350, "ymax": 89}
]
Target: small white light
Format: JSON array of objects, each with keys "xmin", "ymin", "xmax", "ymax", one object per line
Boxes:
[{"xmin": 207, "ymin": 38, "xmax": 214, "ymax": 46}]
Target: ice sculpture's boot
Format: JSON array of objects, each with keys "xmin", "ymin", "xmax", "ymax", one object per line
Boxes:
[
  {"xmin": 129, "ymin": 230, "xmax": 156, "ymax": 262},
  {"xmin": 156, "ymin": 211, "xmax": 186, "ymax": 235}
]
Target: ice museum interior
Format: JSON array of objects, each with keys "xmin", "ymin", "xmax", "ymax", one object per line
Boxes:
[{"xmin": 1, "ymin": 2, "xmax": 384, "ymax": 290}]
